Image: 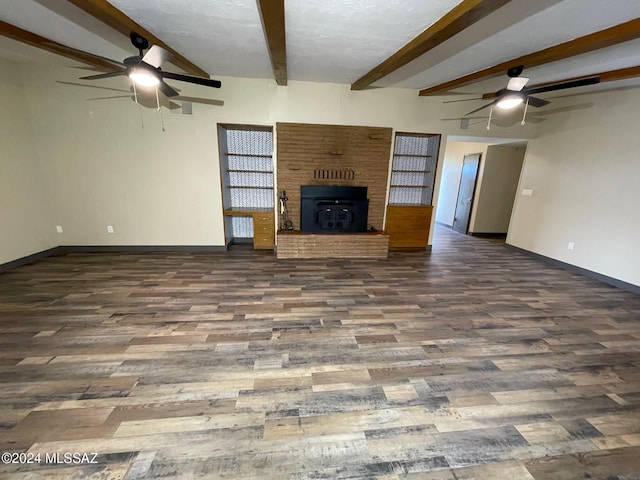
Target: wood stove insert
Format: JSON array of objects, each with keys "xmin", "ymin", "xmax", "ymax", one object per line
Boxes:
[{"xmin": 300, "ymin": 185, "xmax": 369, "ymax": 233}]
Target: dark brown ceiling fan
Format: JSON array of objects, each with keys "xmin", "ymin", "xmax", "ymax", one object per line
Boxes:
[
  {"xmin": 447, "ymin": 66, "xmax": 601, "ymax": 117},
  {"xmin": 78, "ymin": 32, "xmax": 221, "ymax": 97}
]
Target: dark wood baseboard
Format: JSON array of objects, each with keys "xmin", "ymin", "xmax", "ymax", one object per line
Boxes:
[
  {"xmin": 506, "ymin": 243, "xmax": 640, "ymax": 295},
  {"xmin": 470, "ymin": 232, "xmax": 507, "ymax": 239},
  {"xmin": 389, "ymin": 245, "xmax": 433, "ymax": 252},
  {"xmin": 0, "ymin": 247, "xmax": 63, "ymax": 273},
  {"xmin": 0, "ymin": 245, "xmax": 228, "ymax": 273},
  {"xmin": 60, "ymin": 245, "xmax": 228, "ymax": 253},
  {"xmin": 230, "ymin": 238, "xmax": 253, "ymax": 245},
  {"xmin": 435, "ymin": 221, "xmax": 452, "ymax": 228}
]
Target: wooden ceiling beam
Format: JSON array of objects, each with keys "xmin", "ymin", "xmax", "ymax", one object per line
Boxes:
[
  {"xmin": 256, "ymin": 0, "xmax": 287, "ymax": 86},
  {"xmin": 350, "ymin": 0, "xmax": 513, "ymax": 91},
  {"xmin": 0, "ymin": 20, "xmax": 122, "ymax": 71},
  {"xmin": 65, "ymin": 0, "xmax": 209, "ymax": 77},
  {"xmin": 419, "ymin": 17, "xmax": 640, "ymax": 96},
  {"xmin": 481, "ymin": 65, "xmax": 640, "ymax": 99}
]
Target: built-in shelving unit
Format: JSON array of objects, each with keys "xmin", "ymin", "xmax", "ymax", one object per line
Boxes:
[
  {"xmin": 218, "ymin": 125, "xmax": 275, "ymax": 249},
  {"xmin": 386, "ymin": 132, "xmax": 441, "ymax": 248},
  {"xmin": 388, "ymin": 133, "xmax": 440, "ymax": 206}
]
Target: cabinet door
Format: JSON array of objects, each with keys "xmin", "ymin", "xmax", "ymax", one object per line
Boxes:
[
  {"xmin": 253, "ymin": 213, "xmax": 275, "ymax": 249},
  {"xmin": 385, "ymin": 205, "xmax": 432, "ymax": 248}
]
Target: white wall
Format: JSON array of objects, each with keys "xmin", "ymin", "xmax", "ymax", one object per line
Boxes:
[
  {"xmin": 471, "ymin": 144, "xmax": 525, "ymax": 233},
  {"xmin": 508, "ymin": 85, "xmax": 640, "ymax": 287},
  {"xmin": 15, "ymin": 63, "xmax": 534, "ymax": 251},
  {"xmin": 435, "ymin": 142, "xmax": 489, "ymax": 227},
  {"xmin": 0, "ymin": 59, "xmax": 55, "ymax": 265}
]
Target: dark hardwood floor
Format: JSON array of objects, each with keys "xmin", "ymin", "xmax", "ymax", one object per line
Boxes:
[{"xmin": 1, "ymin": 226, "xmax": 640, "ymax": 479}]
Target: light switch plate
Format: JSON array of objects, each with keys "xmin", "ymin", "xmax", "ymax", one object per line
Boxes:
[
  {"xmin": 522, "ymin": 189, "xmax": 534, "ymax": 196},
  {"xmin": 56, "ymin": 225, "xmax": 63, "ymax": 233},
  {"xmin": 107, "ymin": 225, "xmax": 114, "ymax": 234}
]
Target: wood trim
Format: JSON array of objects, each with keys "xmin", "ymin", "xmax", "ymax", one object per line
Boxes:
[
  {"xmin": 0, "ymin": 20, "xmax": 122, "ymax": 71},
  {"xmin": 505, "ymin": 244, "xmax": 640, "ymax": 295},
  {"xmin": 1, "ymin": 245, "xmax": 231, "ymax": 273},
  {"xmin": 65, "ymin": 0, "xmax": 209, "ymax": 77},
  {"xmin": 350, "ymin": 0, "xmax": 511, "ymax": 90},
  {"xmin": 481, "ymin": 65, "xmax": 640, "ymax": 99},
  {"xmin": 256, "ymin": 0, "xmax": 287, "ymax": 86},
  {"xmin": 60, "ymin": 245, "xmax": 228, "ymax": 252},
  {"xmin": 0, "ymin": 247, "xmax": 63, "ymax": 273},
  {"xmin": 419, "ymin": 18, "xmax": 640, "ymax": 96},
  {"xmin": 470, "ymin": 232, "xmax": 507, "ymax": 238}
]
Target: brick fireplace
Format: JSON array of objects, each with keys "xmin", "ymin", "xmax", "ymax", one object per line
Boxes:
[{"xmin": 276, "ymin": 122, "xmax": 392, "ymax": 259}]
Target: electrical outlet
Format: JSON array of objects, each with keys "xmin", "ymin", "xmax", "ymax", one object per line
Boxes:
[
  {"xmin": 522, "ymin": 189, "xmax": 534, "ymax": 196},
  {"xmin": 55, "ymin": 225, "xmax": 63, "ymax": 233},
  {"xmin": 107, "ymin": 225, "xmax": 114, "ymax": 234},
  {"xmin": 567, "ymin": 242, "xmax": 575, "ymax": 251}
]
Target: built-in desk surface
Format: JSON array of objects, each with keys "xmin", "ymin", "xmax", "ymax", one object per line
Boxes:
[
  {"xmin": 224, "ymin": 207, "xmax": 274, "ymax": 215},
  {"xmin": 224, "ymin": 208, "xmax": 275, "ymax": 250}
]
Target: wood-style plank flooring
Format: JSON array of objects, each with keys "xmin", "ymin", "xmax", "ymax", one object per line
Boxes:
[{"xmin": 1, "ymin": 226, "xmax": 640, "ymax": 479}]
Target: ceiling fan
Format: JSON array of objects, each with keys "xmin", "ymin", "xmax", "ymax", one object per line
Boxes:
[
  {"xmin": 78, "ymin": 33, "xmax": 221, "ymax": 98},
  {"xmin": 462, "ymin": 65, "xmax": 600, "ymax": 116}
]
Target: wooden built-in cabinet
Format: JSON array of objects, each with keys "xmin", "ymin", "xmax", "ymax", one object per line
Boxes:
[
  {"xmin": 252, "ymin": 211, "xmax": 276, "ymax": 249},
  {"xmin": 385, "ymin": 205, "xmax": 433, "ymax": 248},
  {"xmin": 224, "ymin": 208, "xmax": 275, "ymax": 250}
]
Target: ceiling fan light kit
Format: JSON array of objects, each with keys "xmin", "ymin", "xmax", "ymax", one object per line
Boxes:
[
  {"xmin": 496, "ymin": 94, "xmax": 524, "ymax": 110},
  {"xmin": 128, "ymin": 68, "xmax": 159, "ymax": 87}
]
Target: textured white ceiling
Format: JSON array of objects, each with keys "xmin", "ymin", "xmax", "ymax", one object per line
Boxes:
[
  {"xmin": 1, "ymin": 0, "xmax": 639, "ymax": 97},
  {"xmin": 285, "ymin": 0, "xmax": 463, "ymax": 84},
  {"xmin": 107, "ymin": 0, "xmax": 273, "ymax": 79},
  {"xmin": 388, "ymin": 0, "xmax": 640, "ymax": 90},
  {"xmin": 0, "ymin": 0, "xmax": 132, "ymax": 63}
]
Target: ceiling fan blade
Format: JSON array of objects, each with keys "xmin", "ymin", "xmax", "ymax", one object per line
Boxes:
[
  {"xmin": 443, "ymin": 97, "xmax": 483, "ymax": 103},
  {"xmin": 86, "ymin": 95, "xmax": 132, "ymax": 101},
  {"xmin": 160, "ymin": 71, "xmax": 221, "ymax": 88},
  {"xmin": 525, "ymin": 76, "xmax": 600, "ymax": 95},
  {"xmin": 56, "ymin": 81, "xmax": 130, "ymax": 93},
  {"xmin": 79, "ymin": 70, "xmax": 126, "ymax": 81},
  {"xmin": 41, "ymin": 40, "xmax": 126, "ymax": 70},
  {"xmin": 142, "ymin": 45, "xmax": 172, "ymax": 68},
  {"xmin": 527, "ymin": 96, "xmax": 551, "ymax": 108},
  {"xmin": 88, "ymin": 92, "xmax": 180, "ymax": 110},
  {"xmin": 465, "ymin": 101, "xmax": 496, "ymax": 116},
  {"xmin": 158, "ymin": 80, "xmax": 179, "ymax": 97},
  {"xmin": 175, "ymin": 96, "xmax": 224, "ymax": 106},
  {"xmin": 507, "ymin": 77, "xmax": 529, "ymax": 91},
  {"xmin": 441, "ymin": 116, "xmax": 493, "ymax": 121}
]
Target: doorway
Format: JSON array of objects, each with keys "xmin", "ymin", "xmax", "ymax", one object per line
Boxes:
[{"xmin": 452, "ymin": 153, "xmax": 481, "ymax": 234}]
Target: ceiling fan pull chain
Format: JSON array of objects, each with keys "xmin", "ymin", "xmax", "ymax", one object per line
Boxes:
[
  {"xmin": 155, "ymin": 86, "xmax": 166, "ymax": 132},
  {"xmin": 487, "ymin": 106, "xmax": 493, "ymax": 130},
  {"xmin": 521, "ymin": 98, "xmax": 530, "ymax": 125},
  {"xmin": 138, "ymin": 104, "xmax": 144, "ymax": 130},
  {"xmin": 132, "ymin": 83, "xmax": 144, "ymax": 129}
]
